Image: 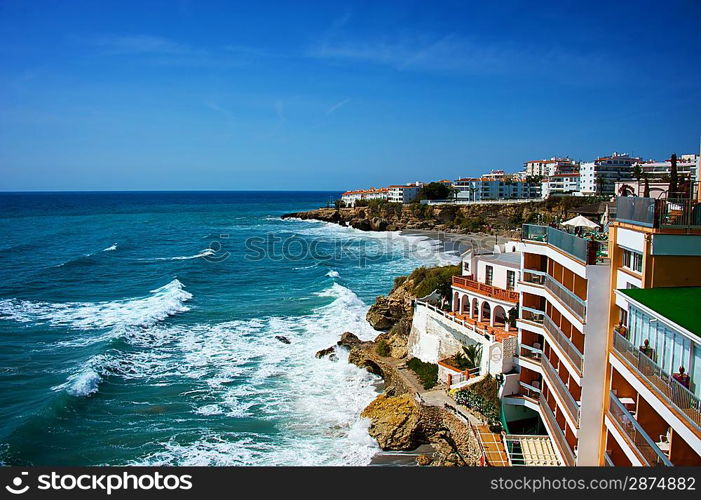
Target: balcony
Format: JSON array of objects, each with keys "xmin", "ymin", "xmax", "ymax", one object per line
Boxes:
[
  {"xmin": 522, "ymin": 269, "xmax": 546, "ymax": 286},
  {"xmin": 543, "ymin": 273, "xmax": 586, "ymax": 321},
  {"xmin": 519, "ymin": 381, "xmax": 541, "ymax": 400},
  {"xmin": 519, "ymin": 344, "xmax": 542, "ymax": 364},
  {"xmin": 615, "ymin": 197, "xmax": 701, "ymax": 229},
  {"xmin": 452, "ymin": 276, "xmax": 519, "ymax": 303},
  {"xmin": 521, "ymin": 306, "xmax": 545, "ymax": 325},
  {"xmin": 541, "ymin": 354, "xmax": 580, "ymax": 424},
  {"xmin": 538, "ymin": 393, "xmax": 576, "ymax": 466},
  {"xmin": 522, "ymin": 224, "xmax": 602, "ymax": 265},
  {"xmin": 612, "ymin": 333, "xmax": 701, "ymax": 430},
  {"xmin": 608, "ymin": 391, "xmax": 672, "ymax": 466},
  {"xmin": 543, "ymin": 314, "xmax": 584, "ymax": 373}
]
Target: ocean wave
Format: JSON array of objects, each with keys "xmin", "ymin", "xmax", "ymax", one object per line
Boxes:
[
  {"xmin": 0, "ymin": 278, "xmax": 192, "ymax": 329},
  {"xmin": 150, "ymin": 249, "xmax": 216, "ymax": 261},
  {"xmin": 103, "ymin": 243, "xmax": 118, "ymax": 252},
  {"xmin": 325, "ymin": 270, "xmax": 340, "ymax": 278},
  {"xmin": 127, "ymin": 282, "xmax": 381, "ymax": 465}
]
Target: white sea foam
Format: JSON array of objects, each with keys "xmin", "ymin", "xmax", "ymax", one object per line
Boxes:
[
  {"xmin": 128, "ymin": 282, "xmax": 381, "ymax": 466},
  {"xmin": 152, "ymin": 249, "xmax": 216, "ymax": 261},
  {"xmin": 103, "ymin": 243, "xmax": 118, "ymax": 252},
  {"xmin": 325, "ymin": 270, "xmax": 340, "ymax": 278},
  {"xmin": 0, "ymin": 279, "xmax": 192, "ymax": 330}
]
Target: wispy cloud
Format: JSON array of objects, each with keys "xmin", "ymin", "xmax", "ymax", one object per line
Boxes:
[
  {"xmin": 94, "ymin": 34, "xmax": 201, "ymax": 56},
  {"xmin": 308, "ymin": 32, "xmax": 618, "ymax": 83},
  {"xmin": 326, "ymin": 98, "xmax": 350, "ymax": 115}
]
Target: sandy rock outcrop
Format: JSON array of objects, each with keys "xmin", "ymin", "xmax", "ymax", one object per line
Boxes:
[{"xmin": 361, "ymin": 394, "xmax": 422, "ymax": 450}]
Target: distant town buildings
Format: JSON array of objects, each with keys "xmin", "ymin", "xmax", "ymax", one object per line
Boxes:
[{"xmin": 338, "ymin": 150, "xmax": 699, "ymax": 205}]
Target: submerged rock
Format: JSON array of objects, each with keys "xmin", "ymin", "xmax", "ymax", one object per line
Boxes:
[
  {"xmin": 315, "ymin": 346, "xmax": 335, "ymax": 358},
  {"xmin": 275, "ymin": 335, "xmax": 291, "ymax": 344}
]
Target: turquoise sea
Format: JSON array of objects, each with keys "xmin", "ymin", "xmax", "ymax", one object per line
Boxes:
[{"xmin": 0, "ymin": 192, "xmax": 457, "ymax": 466}]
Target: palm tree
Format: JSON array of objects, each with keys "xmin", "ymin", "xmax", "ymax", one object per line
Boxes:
[
  {"xmin": 632, "ymin": 164, "xmax": 643, "ymax": 194},
  {"xmin": 460, "ymin": 344, "xmax": 482, "ymax": 370},
  {"xmin": 670, "ymin": 153, "xmax": 678, "ymax": 198},
  {"xmin": 643, "ymin": 174, "xmax": 650, "ymax": 198}
]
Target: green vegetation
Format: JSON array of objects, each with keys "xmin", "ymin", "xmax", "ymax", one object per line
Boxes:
[
  {"xmin": 452, "ymin": 344, "xmax": 482, "ymax": 370},
  {"xmin": 407, "ymin": 357, "xmax": 439, "ymax": 389},
  {"xmin": 376, "ymin": 339, "xmax": 390, "ymax": 357},
  {"xmin": 408, "ymin": 265, "xmax": 461, "ymax": 299},
  {"xmin": 418, "ymin": 182, "xmax": 454, "ymax": 201},
  {"xmin": 455, "ymin": 375, "xmax": 502, "ymax": 431}
]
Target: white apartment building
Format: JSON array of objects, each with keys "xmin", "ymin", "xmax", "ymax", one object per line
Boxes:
[
  {"xmin": 454, "ymin": 176, "xmax": 541, "ymax": 201},
  {"xmin": 387, "ymin": 183, "xmax": 422, "ymax": 203},
  {"xmin": 524, "ymin": 158, "xmax": 579, "ymax": 178},
  {"xmin": 340, "ymin": 187, "xmax": 389, "ymax": 207},
  {"xmin": 580, "ymin": 153, "xmax": 641, "ymax": 196},
  {"xmin": 541, "ymin": 173, "xmax": 581, "ymax": 198}
]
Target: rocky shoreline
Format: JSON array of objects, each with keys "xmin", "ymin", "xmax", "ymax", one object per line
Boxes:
[
  {"xmin": 315, "ymin": 266, "xmax": 484, "ymax": 466},
  {"xmin": 282, "ymin": 196, "xmax": 597, "ymax": 235}
]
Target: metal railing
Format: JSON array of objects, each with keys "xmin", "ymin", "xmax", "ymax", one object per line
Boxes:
[
  {"xmin": 541, "ymin": 354, "xmax": 581, "ymax": 423},
  {"xmin": 543, "ymin": 273, "xmax": 586, "ymax": 321},
  {"xmin": 522, "ymin": 224, "xmax": 594, "ymax": 263},
  {"xmin": 519, "ymin": 344, "xmax": 543, "ymax": 364},
  {"xmin": 604, "ymin": 453, "xmax": 614, "ymax": 466},
  {"xmin": 520, "ymin": 381, "xmax": 542, "ymax": 400},
  {"xmin": 543, "ymin": 314, "xmax": 584, "ymax": 373},
  {"xmin": 522, "ymin": 269, "xmax": 546, "ymax": 286},
  {"xmin": 613, "ymin": 333, "xmax": 701, "ymax": 429},
  {"xmin": 503, "ymin": 435, "xmax": 561, "ymax": 466},
  {"xmin": 521, "ymin": 306, "xmax": 545, "ymax": 324},
  {"xmin": 616, "ymin": 196, "xmax": 701, "ymax": 229},
  {"xmin": 608, "ymin": 392, "xmax": 673, "ymax": 466},
  {"xmin": 538, "ymin": 393, "xmax": 576, "ymax": 466}
]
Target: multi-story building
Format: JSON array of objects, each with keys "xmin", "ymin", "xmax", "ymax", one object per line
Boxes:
[
  {"xmin": 601, "ymin": 196, "xmax": 701, "ymax": 466},
  {"xmin": 639, "ymin": 154, "xmax": 698, "ymax": 181},
  {"xmin": 502, "ymin": 223, "xmax": 611, "ymax": 465},
  {"xmin": 454, "ymin": 177, "xmax": 541, "ymax": 201},
  {"xmin": 541, "ymin": 173, "xmax": 581, "ymax": 198},
  {"xmin": 387, "ymin": 183, "xmax": 422, "ymax": 203},
  {"xmin": 580, "ymin": 153, "xmax": 641, "ymax": 196},
  {"xmin": 340, "ymin": 187, "xmax": 389, "ymax": 207},
  {"xmin": 524, "ymin": 158, "xmax": 579, "ymax": 178}
]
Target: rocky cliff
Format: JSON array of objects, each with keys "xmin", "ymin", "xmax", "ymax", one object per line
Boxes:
[
  {"xmin": 282, "ymin": 196, "xmax": 598, "ymax": 234},
  {"xmin": 318, "ymin": 331, "xmax": 482, "ymax": 466}
]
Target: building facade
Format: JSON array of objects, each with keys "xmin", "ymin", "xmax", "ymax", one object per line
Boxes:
[
  {"xmin": 580, "ymin": 153, "xmax": 641, "ymax": 196},
  {"xmin": 387, "ymin": 183, "xmax": 422, "ymax": 203},
  {"xmin": 340, "ymin": 187, "xmax": 389, "ymax": 207}
]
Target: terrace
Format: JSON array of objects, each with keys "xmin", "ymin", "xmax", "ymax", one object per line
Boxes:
[
  {"xmin": 522, "ymin": 224, "xmax": 608, "ymax": 265},
  {"xmin": 452, "ymin": 275, "xmax": 519, "ymax": 303},
  {"xmin": 615, "ymin": 196, "xmax": 701, "ymax": 229}
]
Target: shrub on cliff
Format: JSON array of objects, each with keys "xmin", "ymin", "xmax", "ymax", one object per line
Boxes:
[
  {"xmin": 376, "ymin": 339, "xmax": 390, "ymax": 357},
  {"xmin": 410, "ymin": 265, "xmax": 460, "ymax": 299},
  {"xmin": 407, "ymin": 358, "xmax": 438, "ymax": 389}
]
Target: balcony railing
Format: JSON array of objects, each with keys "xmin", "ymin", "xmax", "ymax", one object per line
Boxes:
[
  {"xmin": 415, "ymin": 300, "xmax": 496, "ymax": 342},
  {"xmin": 543, "ymin": 314, "xmax": 584, "ymax": 373},
  {"xmin": 519, "ymin": 381, "xmax": 541, "ymax": 400},
  {"xmin": 543, "ymin": 273, "xmax": 586, "ymax": 321},
  {"xmin": 521, "ymin": 306, "xmax": 545, "ymax": 325},
  {"xmin": 522, "ymin": 224, "xmax": 600, "ymax": 264},
  {"xmin": 604, "ymin": 453, "xmax": 614, "ymax": 466},
  {"xmin": 522, "ymin": 268, "xmax": 546, "ymax": 286},
  {"xmin": 613, "ymin": 333, "xmax": 701, "ymax": 430},
  {"xmin": 538, "ymin": 393, "xmax": 576, "ymax": 466},
  {"xmin": 608, "ymin": 392, "xmax": 673, "ymax": 466},
  {"xmin": 541, "ymin": 354, "xmax": 581, "ymax": 424},
  {"xmin": 452, "ymin": 276, "xmax": 519, "ymax": 303},
  {"xmin": 615, "ymin": 196, "xmax": 701, "ymax": 229},
  {"xmin": 519, "ymin": 344, "xmax": 542, "ymax": 364}
]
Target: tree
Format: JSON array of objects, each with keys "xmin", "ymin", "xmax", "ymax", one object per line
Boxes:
[
  {"xmin": 454, "ymin": 344, "xmax": 483, "ymax": 370},
  {"xmin": 418, "ymin": 182, "xmax": 453, "ymax": 200},
  {"xmin": 669, "ymin": 153, "xmax": 678, "ymax": 197},
  {"xmin": 632, "ymin": 163, "xmax": 643, "ymax": 193},
  {"xmin": 643, "ymin": 174, "xmax": 650, "ymax": 198}
]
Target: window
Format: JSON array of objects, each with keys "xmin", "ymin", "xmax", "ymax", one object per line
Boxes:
[
  {"xmin": 485, "ymin": 265, "xmax": 494, "ymax": 286},
  {"xmin": 506, "ymin": 270, "xmax": 515, "ymax": 290},
  {"xmin": 622, "ymin": 249, "xmax": 643, "ymax": 273}
]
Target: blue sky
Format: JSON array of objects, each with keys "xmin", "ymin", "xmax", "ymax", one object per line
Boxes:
[{"xmin": 1, "ymin": 0, "xmax": 700, "ymax": 191}]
